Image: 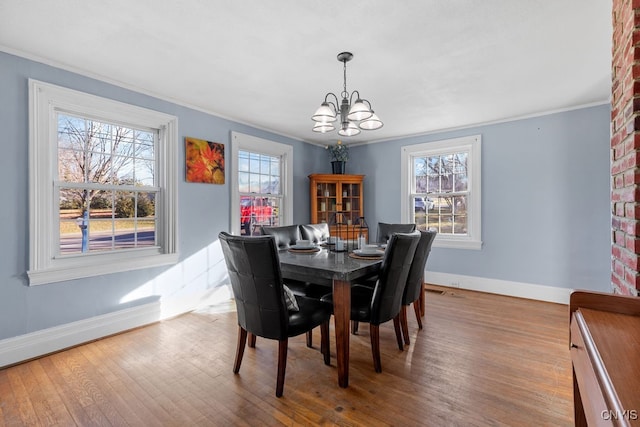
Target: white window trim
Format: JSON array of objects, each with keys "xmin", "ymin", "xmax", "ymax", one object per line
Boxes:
[
  {"xmin": 401, "ymin": 134, "xmax": 482, "ymax": 250},
  {"xmin": 230, "ymin": 132, "xmax": 293, "ymax": 234},
  {"xmin": 28, "ymin": 79, "xmax": 179, "ymax": 285}
]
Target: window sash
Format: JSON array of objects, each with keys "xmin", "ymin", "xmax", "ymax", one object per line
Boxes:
[
  {"xmin": 401, "ymin": 135, "xmax": 482, "ymax": 250},
  {"xmin": 28, "ymin": 79, "xmax": 179, "ymax": 285}
]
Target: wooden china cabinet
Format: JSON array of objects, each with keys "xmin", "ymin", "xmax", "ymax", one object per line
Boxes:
[{"xmin": 308, "ymin": 174, "xmax": 368, "ymax": 240}]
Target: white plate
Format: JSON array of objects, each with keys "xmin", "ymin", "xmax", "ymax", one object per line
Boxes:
[
  {"xmin": 353, "ymin": 249, "xmax": 383, "ymax": 257},
  {"xmin": 290, "ymin": 244, "xmax": 317, "ymax": 250}
]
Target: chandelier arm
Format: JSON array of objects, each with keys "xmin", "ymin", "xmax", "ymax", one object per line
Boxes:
[
  {"xmin": 324, "ymin": 93, "xmax": 340, "ymax": 112},
  {"xmin": 349, "ymin": 90, "xmax": 361, "ymax": 105}
]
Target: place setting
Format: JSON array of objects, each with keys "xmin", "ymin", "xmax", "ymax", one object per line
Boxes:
[
  {"xmin": 288, "ymin": 239, "xmax": 321, "ymax": 253},
  {"xmin": 349, "ymin": 244, "xmax": 385, "ymax": 260}
]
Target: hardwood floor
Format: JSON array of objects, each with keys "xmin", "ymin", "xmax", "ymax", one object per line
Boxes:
[{"xmin": 0, "ymin": 286, "xmax": 573, "ymax": 426}]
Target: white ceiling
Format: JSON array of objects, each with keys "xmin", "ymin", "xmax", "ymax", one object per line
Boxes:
[{"xmin": 0, "ymin": 1, "xmax": 612, "ymax": 146}]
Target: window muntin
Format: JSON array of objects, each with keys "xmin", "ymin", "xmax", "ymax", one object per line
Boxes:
[
  {"xmin": 401, "ymin": 135, "xmax": 481, "ymax": 250},
  {"xmin": 28, "ymin": 79, "xmax": 178, "ymax": 285},
  {"xmin": 57, "ymin": 113, "xmax": 158, "ymax": 255}
]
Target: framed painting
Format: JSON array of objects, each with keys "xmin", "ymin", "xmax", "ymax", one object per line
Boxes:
[{"xmin": 185, "ymin": 137, "xmax": 225, "ymax": 184}]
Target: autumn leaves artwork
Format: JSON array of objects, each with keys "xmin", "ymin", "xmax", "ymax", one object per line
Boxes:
[{"xmin": 185, "ymin": 137, "xmax": 225, "ymax": 184}]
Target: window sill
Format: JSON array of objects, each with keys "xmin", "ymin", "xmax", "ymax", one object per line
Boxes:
[
  {"xmin": 432, "ymin": 238, "xmax": 482, "ymax": 250},
  {"xmin": 27, "ymin": 252, "xmax": 179, "ymax": 285}
]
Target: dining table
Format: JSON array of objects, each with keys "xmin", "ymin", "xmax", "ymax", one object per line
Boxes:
[{"xmin": 278, "ymin": 246, "xmax": 383, "ymax": 388}]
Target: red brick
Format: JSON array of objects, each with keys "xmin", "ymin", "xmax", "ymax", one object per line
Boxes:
[
  {"xmin": 618, "ymin": 216, "xmax": 640, "ymax": 234},
  {"xmin": 612, "ymin": 242, "xmax": 623, "ymax": 259},
  {"xmin": 626, "ymin": 234, "xmax": 640, "ymax": 252},
  {"xmin": 624, "ymin": 201, "xmax": 640, "ymax": 217},
  {"xmin": 621, "ymin": 247, "xmax": 640, "ymax": 270},
  {"xmin": 623, "ymin": 169, "xmax": 640, "ymax": 186},
  {"xmin": 615, "ymin": 259, "xmax": 626, "ymax": 278}
]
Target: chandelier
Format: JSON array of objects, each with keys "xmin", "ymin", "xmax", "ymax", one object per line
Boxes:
[{"xmin": 311, "ymin": 52, "xmax": 383, "ymax": 137}]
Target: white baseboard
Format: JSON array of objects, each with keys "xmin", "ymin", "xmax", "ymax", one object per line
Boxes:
[
  {"xmin": 424, "ymin": 271, "xmax": 572, "ymax": 305},
  {"xmin": 0, "ymin": 286, "xmax": 232, "ymax": 369}
]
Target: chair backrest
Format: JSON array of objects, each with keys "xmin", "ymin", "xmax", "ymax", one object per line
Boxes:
[
  {"xmin": 402, "ymin": 230, "xmax": 437, "ymax": 305},
  {"xmin": 260, "ymin": 225, "xmax": 301, "ymax": 249},
  {"xmin": 218, "ymin": 232, "xmax": 288, "ymax": 340},
  {"xmin": 370, "ymin": 231, "xmax": 420, "ymax": 325},
  {"xmin": 299, "ymin": 223, "xmax": 330, "ymax": 244},
  {"xmin": 377, "ymin": 222, "xmax": 417, "ymax": 243}
]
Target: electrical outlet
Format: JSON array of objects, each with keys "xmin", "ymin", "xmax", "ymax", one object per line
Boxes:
[{"xmin": 449, "ymin": 281, "xmax": 460, "ymax": 288}]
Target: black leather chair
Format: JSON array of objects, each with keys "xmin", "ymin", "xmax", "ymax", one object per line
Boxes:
[
  {"xmin": 399, "ymin": 230, "xmax": 437, "ymax": 345},
  {"xmin": 377, "ymin": 222, "xmax": 417, "ymax": 243},
  {"xmin": 299, "ymin": 223, "xmax": 330, "ymax": 244},
  {"xmin": 323, "ymin": 231, "xmax": 419, "ymax": 373},
  {"xmin": 260, "ymin": 225, "xmax": 301, "ymax": 249},
  {"xmin": 218, "ymin": 232, "xmax": 332, "ymax": 397}
]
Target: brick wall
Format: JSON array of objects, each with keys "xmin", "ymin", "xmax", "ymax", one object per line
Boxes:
[{"xmin": 611, "ymin": 0, "xmax": 640, "ymax": 295}]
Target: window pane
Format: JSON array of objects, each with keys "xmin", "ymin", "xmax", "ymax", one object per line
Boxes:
[
  {"xmin": 238, "ymin": 172, "xmax": 250, "ymax": 193},
  {"xmin": 240, "ymin": 195, "xmax": 282, "ymax": 236},
  {"xmin": 238, "ymin": 151, "xmax": 250, "ymax": 172},
  {"xmin": 136, "ymin": 159, "xmax": 155, "ymax": 186}
]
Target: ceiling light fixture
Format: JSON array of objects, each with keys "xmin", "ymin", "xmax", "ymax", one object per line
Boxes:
[{"xmin": 312, "ymin": 52, "xmax": 383, "ymax": 137}]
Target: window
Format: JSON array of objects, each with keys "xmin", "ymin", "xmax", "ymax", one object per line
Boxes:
[
  {"xmin": 401, "ymin": 135, "xmax": 482, "ymax": 249},
  {"xmin": 231, "ymin": 132, "xmax": 292, "ymax": 236},
  {"xmin": 29, "ymin": 80, "xmax": 179, "ymax": 285}
]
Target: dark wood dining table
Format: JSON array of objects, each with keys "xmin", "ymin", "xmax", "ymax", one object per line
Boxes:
[{"xmin": 278, "ymin": 247, "xmax": 383, "ymax": 388}]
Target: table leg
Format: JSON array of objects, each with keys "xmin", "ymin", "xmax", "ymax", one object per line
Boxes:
[{"xmin": 333, "ymin": 278, "xmax": 350, "ymax": 388}]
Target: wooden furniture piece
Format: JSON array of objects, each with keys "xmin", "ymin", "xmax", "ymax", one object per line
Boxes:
[
  {"xmin": 278, "ymin": 246, "xmax": 383, "ymax": 388},
  {"xmin": 309, "ymin": 174, "xmax": 367, "ymax": 241},
  {"xmin": 569, "ymin": 290, "xmax": 640, "ymax": 426}
]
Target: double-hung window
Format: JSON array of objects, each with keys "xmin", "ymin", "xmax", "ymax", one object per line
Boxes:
[
  {"xmin": 230, "ymin": 132, "xmax": 293, "ymax": 236},
  {"xmin": 28, "ymin": 80, "xmax": 179, "ymax": 285},
  {"xmin": 401, "ymin": 135, "xmax": 482, "ymax": 249}
]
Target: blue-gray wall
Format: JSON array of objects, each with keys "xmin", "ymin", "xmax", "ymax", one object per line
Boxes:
[
  {"xmin": 347, "ymin": 105, "xmax": 612, "ymax": 292},
  {"xmin": 0, "ymin": 50, "xmax": 612, "ymax": 345},
  {"xmin": 0, "ymin": 51, "xmax": 326, "ymax": 341}
]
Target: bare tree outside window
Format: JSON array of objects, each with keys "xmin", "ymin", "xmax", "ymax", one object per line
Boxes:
[
  {"xmin": 57, "ymin": 114, "xmax": 157, "ymax": 254},
  {"xmin": 412, "ymin": 151, "xmax": 469, "ymax": 235}
]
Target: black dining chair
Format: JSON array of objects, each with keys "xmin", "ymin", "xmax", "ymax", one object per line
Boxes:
[
  {"xmin": 218, "ymin": 232, "xmax": 332, "ymax": 397},
  {"xmin": 299, "ymin": 223, "xmax": 330, "ymax": 245},
  {"xmin": 376, "ymin": 222, "xmax": 417, "ymax": 243},
  {"xmin": 262, "ymin": 224, "xmax": 333, "ymax": 348},
  {"xmin": 322, "ymin": 231, "xmax": 419, "ymax": 372},
  {"xmin": 399, "ymin": 230, "xmax": 437, "ymax": 345},
  {"xmin": 260, "ymin": 224, "xmax": 301, "ymax": 249}
]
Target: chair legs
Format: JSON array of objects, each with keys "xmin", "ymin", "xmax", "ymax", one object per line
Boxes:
[
  {"xmin": 238, "ymin": 325, "xmax": 329, "ymax": 398},
  {"xmin": 413, "ymin": 300, "xmax": 423, "ymax": 329},
  {"xmin": 321, "ymin": 321, "xmax": 330, "ymax": 365},
  {"xmin": 233, "ymin": 326, "xmax": 248, "ymax": 374},
  {"xmin": 369, "ymin": 325, "xmax": 382, "ymax": 373},
  {"xmin": 306, "ymin": 331, "xmax": 313, "ymax": 348},
  {"xmin": 276, "ymin": 339, "xmax": 288, "ymax": 397},
  {"xmin": 392, "ymin": 315, "xmax": 404, "ymax": 351},
  {"xmin": 400, "ymin": 305, "xmax": 410, "ymax": 345},
  {"xmin": 400, "ymin": 299, "xmax": 424, "ymax": 345}
]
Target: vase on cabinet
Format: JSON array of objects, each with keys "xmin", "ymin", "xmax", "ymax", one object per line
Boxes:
[{"xmin": 331, "ymin": 161, "xmax": 346, "ymax": 174}]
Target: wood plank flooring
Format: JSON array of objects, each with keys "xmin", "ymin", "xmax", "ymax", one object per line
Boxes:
[{"xmin": 0, "ymin": 286, "xmax": 573, "ymax": 426}]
